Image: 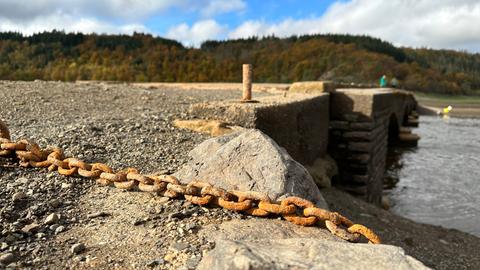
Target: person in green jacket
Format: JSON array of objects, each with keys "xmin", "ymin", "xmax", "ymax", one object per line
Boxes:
[{"xmin": 380, "ymin": 75, "xmax": 387, "ymax": 87}]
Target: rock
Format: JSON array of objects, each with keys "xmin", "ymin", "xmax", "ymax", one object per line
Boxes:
[
  {"xmin": 71, "ymin": 243, "xmax": 85, "ymax": 254},
  {"xmin": 44, "ymin": 213, "xmax": 59, "ymax": 225},
  {"xmin": 175, "ymin": 130, "xmax": 328, "ymax": 208},
  {"xmin": 186, "ymin": 257, "xmax": 201, "ymax": 269},
  {"xmin": 0, "ymin": 252, "xmax": 15, "ymax": 266},
  {"xmin": 164, "ymin": 253, "xmax": 176, "ymax": 262},
  {"xmin": 381, "ymin": 196, "xmax": 391, "ymax": 210},
  {"xmin": 54, "ymin": 225, "xmax": 65, "ymax": 234},
  {"xmin": 305, "ymin": 155, "xmax": 338, "ymax": 188},
  {"xmin": 146, "ymin": 258, "xmax": 164, "ymax": 267},
  {"xmin": 49, "ymin": 199, "xmax": 62, "ymax": 208},
  {"xmin": 87, "ymin": 211, "xmax": 110, "ymax": 219},
  {"xmin": 199, "ymin": 218, "xmax": 339, "ymax": 245},
  {"xmin": 170, "ymin": 242, "xmax": 189, "ymax": 252},
  {"xmin": 21, "ymin": 223, "xmax": 40, "ymax": 233},
  {"xmin": 61, "ymin": 183, "xmax": 72, "ymax": 189},
  {"xmin": 197, "ymin": 238, "xmax": 429, "ymax": 270},
  {"xmin": 12, "ymin": 192, "xmax": 27, "ymax": 202},
  {"xmin": 0, "ymin": 118, "xmax": 10, "ymax": 140},
  {"xmin": 173, "ymin": 119, "xmax": 242, "ymax": 137}
]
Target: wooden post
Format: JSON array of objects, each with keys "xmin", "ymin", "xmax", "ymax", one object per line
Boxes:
[{"xmin": 242, "ymin": 64, "xmax": 252, "ymax": 101}]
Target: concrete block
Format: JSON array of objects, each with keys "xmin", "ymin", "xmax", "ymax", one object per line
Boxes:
[
  {"xmin": 189, "ymin": 93, "xmax": 330, "ymax": 165},
  {"xmin": 289, "ymin": 81, "xmax": 338, "ymax": 94}
]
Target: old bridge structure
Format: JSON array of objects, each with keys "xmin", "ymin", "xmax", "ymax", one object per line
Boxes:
[{"xmin": 191, "ymin": 82, "xmax": 419, "ymax": 205}]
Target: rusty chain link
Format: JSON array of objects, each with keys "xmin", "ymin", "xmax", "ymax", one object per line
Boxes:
[{"xmin": 0, "ymin": 121, "xmax": 381, "ymax": 244}]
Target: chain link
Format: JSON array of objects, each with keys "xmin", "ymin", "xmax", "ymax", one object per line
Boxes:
[{"xmin": 0, "ymin": 121, "xmax": 381, "ymax": 244}]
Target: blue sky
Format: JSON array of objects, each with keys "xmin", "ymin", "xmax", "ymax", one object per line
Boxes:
[
  {"xmin": 145, "ymin": 0, "xmax": 333, "ymax": 35},
  {"xmin": 0, "ymin": 0, "xmax": 479, "ymax": 52}
]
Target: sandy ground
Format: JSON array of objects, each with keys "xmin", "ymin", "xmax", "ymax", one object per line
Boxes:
[{"xmin": 0, "ymin": 81, "xmax": 479, "ymax": 269}]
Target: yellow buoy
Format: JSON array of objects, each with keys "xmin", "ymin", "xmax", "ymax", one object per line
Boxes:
[{"xmin": 442, "ymin": 105, "xmax": 453, "ymax": 114}]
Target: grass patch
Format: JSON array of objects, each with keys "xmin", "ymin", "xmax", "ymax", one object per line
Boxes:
[{"xmin": 414, "ymin": 92, "xmax": 480, "ymax": 106}]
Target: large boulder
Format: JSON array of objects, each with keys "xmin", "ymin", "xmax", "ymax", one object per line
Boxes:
[
  {"xmin": 197, "ymin": 238, "xmax": 429, "ymax": 270},
  {"xmin": 174, "ymin": 129, "xmax": 327, "ymax": 208}
]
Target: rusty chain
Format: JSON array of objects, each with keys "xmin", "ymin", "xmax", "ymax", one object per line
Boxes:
[{"xmin": 0, "ymin": 121, "xmax": 381, "ymax": 244}]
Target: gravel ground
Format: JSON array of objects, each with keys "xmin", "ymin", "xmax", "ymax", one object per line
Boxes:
[
  {"xmin": 0, "ymin": 81, "xmax": 269, "ymax": 269},
  {"xmin": 1, "ymin": 81, "xmax": 479, "ymax": 269}
]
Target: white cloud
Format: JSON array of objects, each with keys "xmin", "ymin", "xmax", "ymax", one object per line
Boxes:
[
  {"xmin": 166, "ymin": 20, "xmax": 226, "ymax": 47},
  {"xmin": 200, "ymin": 0, "xmax": 246, "ymax": 17},
  {"xmin": 227, "ymin": 0, "xmax": 480, "ymax": 52},
  {"xmin": 0, "ymin": 0, "xmax": 243, "ymax": 38},
  {"xmin": 0, "ymin": 13, "xmax": 149, "ymax": 35},
  {"xmin": 0, "ymin": 0, "xmax": 244, "ymax": 21}
]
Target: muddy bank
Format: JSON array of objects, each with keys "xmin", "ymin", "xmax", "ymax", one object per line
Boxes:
[{"xmin": 0, "ymin": 81, "xmax": 479, "ymax": 269}]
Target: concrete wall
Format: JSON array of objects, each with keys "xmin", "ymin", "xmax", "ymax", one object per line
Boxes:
[{"xmin": 190, "ymin": 93, "xmax": 330, "ymax": 165}]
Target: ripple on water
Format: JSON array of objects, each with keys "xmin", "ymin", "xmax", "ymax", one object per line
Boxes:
[{"xmin": 387, "ymin": 116, "xmax": 480, "ymax": 237}]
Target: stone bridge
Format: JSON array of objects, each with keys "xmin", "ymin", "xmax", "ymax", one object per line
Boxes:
[{"xmin": 190, "ymin": 82, "xmax": 419, "ymax": 205}]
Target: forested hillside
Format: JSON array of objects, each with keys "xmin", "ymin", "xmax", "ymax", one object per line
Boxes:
[{"xmin": 0, "ymin": 31, "xmax": 479, "ymax": 95}]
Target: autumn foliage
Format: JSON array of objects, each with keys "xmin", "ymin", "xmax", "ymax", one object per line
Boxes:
[{"xmin": 0, "ymin": 31, "xmax": 479, "ymax": 95}]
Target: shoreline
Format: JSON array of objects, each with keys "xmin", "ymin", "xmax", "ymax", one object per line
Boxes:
[
  {"xmin": 0, "ymin": 81, "xmax": 479, "ymax": 269},
  {"xmin": 415, "ymin": 94, "xmax": 480, "ymax": 118}
]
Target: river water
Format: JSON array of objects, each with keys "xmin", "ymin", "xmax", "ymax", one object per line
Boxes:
[{"xmin": 385, "ymin": 116, "xmax": 480, "ymax": 237}]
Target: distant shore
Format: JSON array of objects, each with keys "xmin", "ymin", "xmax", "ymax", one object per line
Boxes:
[{"xmin": 414, "ymin": 92, "xmax": 480, "ymax": 118}]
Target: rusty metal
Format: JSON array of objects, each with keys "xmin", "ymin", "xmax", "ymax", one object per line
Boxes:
[
  {"xmin": 325, "ymin": 220, "xmax": 361, "ymax": 242},
  {"xmin": 258, "ymin": 201, "xmax": 296, "ymax": 215},
  {"xmin": 0, "ymin": 121, "xmax": 382, "ymax": 244},
  {"xmin": 215, "ymin": 197, "xmax": 252, "ymax": 211},
  {"xmin": 347, "ymin": 224, "xmax": 381, "ymax": 244}
]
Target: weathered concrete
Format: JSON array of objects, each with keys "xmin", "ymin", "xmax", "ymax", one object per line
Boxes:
[
  {"xmin": 290, "ymin": 81, "xmax": 376, "ymax": 94},
  {"xmin": 190, "ymin": 93, "xmax": 330, "ymax": 165}
]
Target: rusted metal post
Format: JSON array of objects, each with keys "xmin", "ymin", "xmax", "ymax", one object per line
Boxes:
[{"xmin": 242, "ymin": 64, "xmax": 252, "ymax": 101}]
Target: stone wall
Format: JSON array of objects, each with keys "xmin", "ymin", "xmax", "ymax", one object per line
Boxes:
[
  {"xmin": 189, "ymin": 93, "xmax": 330, "ymax": 165},
  {"xmin": 328, "ymin": 89, "xmax": 417, "ymax": 205},
  {"xmin": 329, "ymin": 112, "xmax": 390, "ymax": 205}
]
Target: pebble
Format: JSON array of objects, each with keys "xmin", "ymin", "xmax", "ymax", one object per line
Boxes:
[
  {"xmin": 0, "ymin": 253, "xmax": 15, "ymax": 265},
  {"xmin": 87, "ymin": 211, "xmax": 110, "ymax": 219},
  {"xmin": 71, "ymin": 243, "xmax": 86, "ymax": 254},
  {"xmin": 146, "ymin": 258, "xmax": 165, "ymax": 267},
  {"xmin": 164, "ymin": 253, "xmax": 176, "ymax": 262},
  {"xmin": 54, "ymin": 225, "xmax": 65, "ymax": 234},
  {"xmin": 186, "ymin": 257, "xmax": 201, "ymax": 269},
  {"xmin": 170, "ymin": 242, "xmax": 189, "ymax": 252},
  {"xmin": 49, "ymin": 199, "xmax": 62, "ymax": 208},
  {"xmin": 12, "ymin": 192, "xmax": 27, "ymax": 202},
  {"xmin": 21, "ymin": 223, "xmax": 40, "ymax": 233},
  {"xmin": 17, "ymin": 177, "xmax": 29, "ymax": 185},
  {"xmin": 44, "ymin": 213, "xmax": 59, "ymax": 225},
  {"xmin": 61, "ymin": 183, "xmax": 72, "ymax": 189}
]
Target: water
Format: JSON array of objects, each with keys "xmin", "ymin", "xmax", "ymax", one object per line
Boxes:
[{"xmin": 385, "ymin": 116, "xmax": 480, "ymax": 237}]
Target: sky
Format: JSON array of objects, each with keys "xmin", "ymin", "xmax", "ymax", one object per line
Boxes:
[{"xmin": 0, "ymin": 0, "xmax": 479, "ymax": 52}]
